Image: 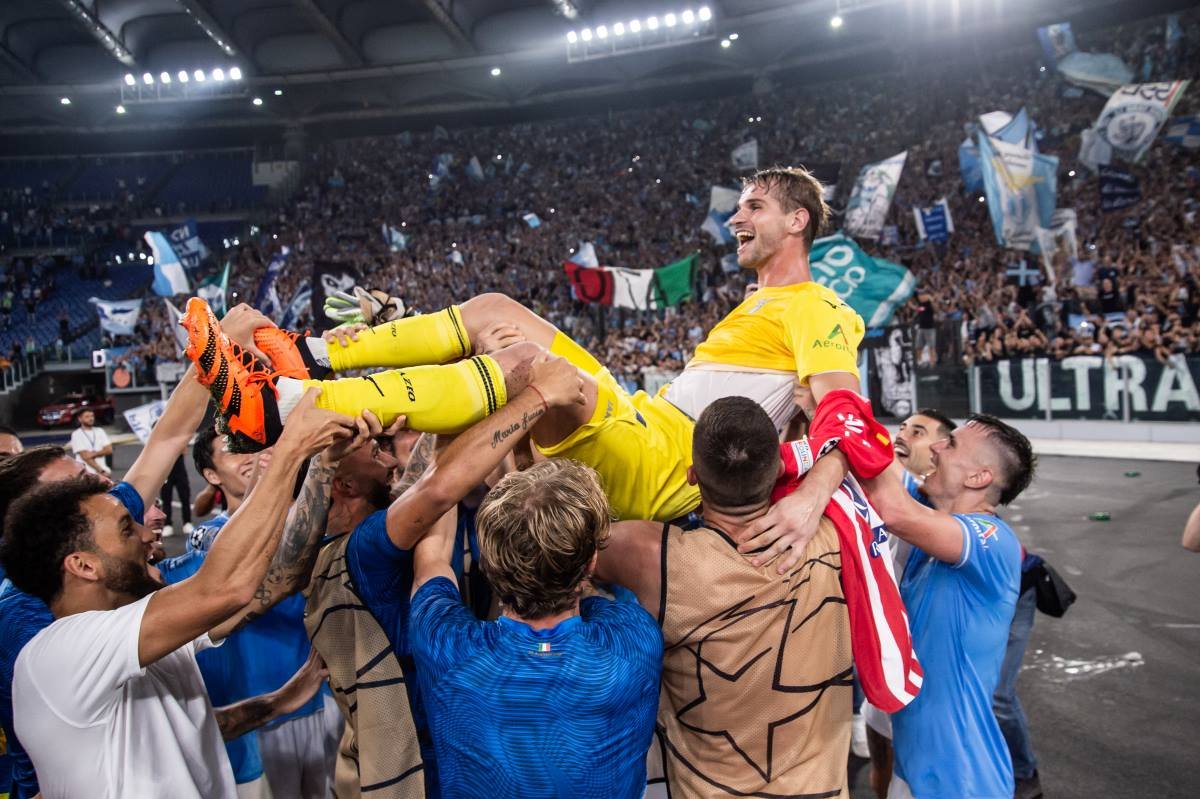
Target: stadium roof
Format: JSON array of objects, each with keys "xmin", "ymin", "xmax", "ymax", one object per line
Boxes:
[{"xmin": 0, "ymin": 0, "xmax": 1191, "ymax": 153}]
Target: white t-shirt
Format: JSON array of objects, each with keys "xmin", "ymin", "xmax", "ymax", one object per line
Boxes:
[
  {"xmin": 69, "ymin": 425, "xmax": 112, "ymax": 475},
  {"xmin": 13, "ymin": 594, "xmax": 237, "ymax": 798}
]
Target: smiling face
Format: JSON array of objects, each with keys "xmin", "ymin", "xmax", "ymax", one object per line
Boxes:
[
  {"xmin": 919, "ymin": 422, "xmax": 1000, "ymax": 507},
  {"xmin": 728, "ymin": 183, "xmax": 810, "ymax": 271},
  {"xmin": 895, "ymin": 413, "xmax": 951, "ymax": 477},
  {"xmin": 78, "ymin": 493, "xmax": 164, "ymax": 601}
]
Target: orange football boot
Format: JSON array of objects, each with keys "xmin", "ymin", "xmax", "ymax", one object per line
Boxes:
[{"xmin": 253, "ymin": 327, "xmax": 315, "ymax": 380}]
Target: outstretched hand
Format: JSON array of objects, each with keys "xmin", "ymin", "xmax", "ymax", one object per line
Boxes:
[
  {"xmin": 220, "ymin": 304, "xmax": 275, "ymax": 366},
  {"xmin": 736, "ymin": 486, "xmax": 826, "ymax": 574},
  {"xmin": 529, "ymin": 352, "xmax": 585, "ymax": 408},
  {"xmin": 275, "ymin": 389, "xmax": 358, "ymax": 458}
]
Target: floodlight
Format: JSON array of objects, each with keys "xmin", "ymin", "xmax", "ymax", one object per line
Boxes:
[
  {"xmin": 682, "ymin": 10, "xmax": 695, "ymax": 25},
  {"xmin": 274, "ymin": 89, "xmax": 283, "ymax": 96},
  {"xmin": 160, "ymin": 72, "xmax": 171, "ymax": 84},
  {"xmin": 124, "ymin": 74, "xmax": 135, "ymax": 86},
  {"xmin": 490, "ymin": 66, "xmax": 502, "ymax": 76},
  {"xmin": 178, "ymin": 70, "xmax": 189, "ymax": 83},
  {"xmin": 647, "ymin": 16, "xmax": 659, "ymax": 30},
  {"xmin": 60, "ymin": 97, "xmax": 71, "ymax": 105},
  {"xmin": 721, "ymin": 39, "xmax": 730, "ymax": 48},
  {"xmin": 252, "ymin": 97, "xmax": 263, "ymax": 106},
  {"xmin": 142, "ymin": 72, "xmax": 154, "ymax": 85},
  {"xmin": 229, "ymin": 67, "xmax": 242, "ymax": 80},
  {"xmin": 115, "ymin": 104, "xmax": 125, "ymax": 114},
  {"xmin": 613, "ymin": 22, "xmax": 625, "ymax": 36},
  {"xmin": 581, "ymin": 27, "xmax": 593, "ymax": 41},
  {"xmin": 729, "ymin": 32, "xmax": 738, "ymax": 40},
  {"xmin": 567, "ymin": 31, "xmax": 578, "ymax": 43},
  {"xmin": 699, "ymin": 6, "xmax": 712, "ymax": 21},
  {"xmin": 830, "ymin": 15, "xmax": 843, "ymax": 28},
  {"xmin": 629, "ymin": 19, "xmax": 641, "ymax": 32},
  {"xmin": 596, "ymin": 25, "xmax": 607, "ymax": 39},
  {"xmin": 664, "ymin": 13, "xmax": 677, "ymax": 27},
  {"xmin": 194, "ymin": 70, "xmax": 205, "ymax": 82},
  {"xmin": 212, "ymin": 68, "xmax": 225, "ymax": 81}
]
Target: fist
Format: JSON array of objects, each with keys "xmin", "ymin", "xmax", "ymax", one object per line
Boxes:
[{"xmin": 529, "ymin": 353, "xmax": 586, "ymax": 408}]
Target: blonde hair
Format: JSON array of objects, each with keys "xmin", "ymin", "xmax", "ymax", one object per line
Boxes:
[
  {"xmin": 476, "ymin": 460, "xmax": 611, "ymax": 620},
  {"xmin": 743, "ymin": 166, "xmax": 831, "ymax": 249}
]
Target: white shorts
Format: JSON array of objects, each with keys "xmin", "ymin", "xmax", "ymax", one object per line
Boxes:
[
  {"xmin": 888, "ymin": 774, "xmax": 915, "ymax": 799},
  {"xmin": 862, "ymin": 699, "xmax": 893, "ymax": 739}
]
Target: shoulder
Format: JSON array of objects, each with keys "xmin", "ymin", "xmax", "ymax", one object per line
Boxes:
[
  {"xmin": 348, "ymin": 510, "xmax": 407, "ymax": 561},
  {"xmin": 583, "ymin": 595, "xmax": 662, "ymax": 654},
  {"xmin": 0, "ymin": 589, "xmax": 54, "ymax": 652},
  {"xmin": 951, "ymin": 513, "xmax": 1022, "ymax": 569}
]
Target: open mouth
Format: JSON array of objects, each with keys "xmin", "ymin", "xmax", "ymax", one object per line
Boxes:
[
  {"xmin": 735, "ymin": 230, "xmax": 755, "ymax": 252},
  {"xmin": 894, "ymin": 440, "xmax": 909, "ymax": 458}
]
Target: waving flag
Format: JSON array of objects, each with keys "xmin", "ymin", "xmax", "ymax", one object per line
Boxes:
[
  {"xmin": 197, "ymin": 260, "xmax": 230, "ymax": 317},
  {"xmin": 90, "ymin": 298, "xmax": 142, "ymax": 336},
  {"xmin": 168, "ymin": 218, "xmax": 208, "ymax": 271},
  {"xmin": 1088, "ymin": 81, "xmax": 1191, "ymax": 162},
  {"xmin": 700, "ymin": 185, "xmax": 740, "ymax": 244},
  {"xmin": 382, "ymin": 223, "xmax": 407, "ymax": 250},
  {"xmin": 564, "ymin": 254, "xmax": 697, "ymax": 310},
  {"xmin": 913, "ymin": 199, "xmax": 953, "ymax": 243},
  {"xmin": 845, "ymin": 151, "xmax": 907, "ymax": 240},
  {"xmin": 978, "ymin": 133, "xmax": 1058, "ymax": 251},
  {"xmin": 731, "ymin": 139, "xmax": 759, "ymax": 171},
  {"xmin": 254, "ymin": 248, "xmax": 289, "ymax": 313},
  {"xmin": 144, "ymin": 231, "xmax": 191, "ymax": 297},
  {"xmin": 810, "ymin": 234, "xmax": 915, "ymax": 327}
]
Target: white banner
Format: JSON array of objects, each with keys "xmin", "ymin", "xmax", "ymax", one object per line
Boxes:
[
  {"xmin": 609, "ymin": 267, "xmax": 657, "ymax": 311},
  {"xmin": 90, "ymin": 298, "xmax": 142, "ymax": 336},
  {"xmin": 1090, "ymin": 80, "xmax": 1191, "ymax": 162},
  {"xmin": 731, "ymin": 139, "xmax": 759, "ymax": 171},
  {"xmin": 700, "ymin": 185, "xmax": 741, "ymax": 244},
  {"xmin": 1034, "ymin": 209, "xmax": 1079, "ymax": 278},
  {"xmin": 123, "ymin": 400, "xmax": 166, "ymax": 445},
  {"xmin": 844, "ymin": 151, "xmax": 907, "ymax": 240}
]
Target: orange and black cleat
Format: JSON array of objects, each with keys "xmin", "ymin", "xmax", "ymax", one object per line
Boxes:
[
  {"xmin": 181, "ymin": 297, "xmax": 282, "ymax": 450},
  {"xmin": 252, "ymin": 326, "xmax": 328, "ymax": 380}
]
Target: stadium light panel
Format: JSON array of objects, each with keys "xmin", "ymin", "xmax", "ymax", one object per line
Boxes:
[
  {"xmin": 581, "ymin": 28, "xmax": 592, "ymax": 41},
  {"xmin": 124, "ymin": 73, "xmax": 135, "ymax": 86},
  {"xmin": 830, "ymin": 15, "xmax": 843, "ymax": 28},
  {"xmin": 1068, "ymin": 170, "xmax": 1076, "ymax": 177},
  {"xmin": 647, "ymin": 16, "xmax": 659, "ymax": 30},
  {"xmin": 60, "ymin": 97, "xmax": 71, "ymax": 105},
  {"xmin": 160, "ymin": 72, "xmax": 171, "ymax": 84},
  {"xmin": 682, "ymin": 10, "xmax": 695, "ymax": 25},
  {"xmin": 596, "ymin": 25, "xmax": 608, "ymax": 39},
  {"xmin": 664, "ymin": 13, "xmax": 677, "ymax": 27},
  {"xmin": 252, "ymin": 97, "xmax": 263, "ymax": 106},
  {"xmin": 613, "ymin": 22, "xmax": 625, "ymax": 36},
  {"xmin": 212, "ymin": 68, "xmax": 225, "ymax": 81},
  {"xmin": 178, "ymin": 70, "xmax": 189, "ymax": 83},
  {"xmin": 194, "ymin": 70, "xmax": 206, "ymax": 82},
  {"xmin": 142, "ymin": 72, "xmax": 154, "ymax": 85},
  {"xmin": 729, "ymin": 33, "xmax": 738, "ymax": 40},
  {"xmin": 229, "ymin": 67, "xmax": 242, "ymax": 81},
  {"xmin": 147, "ymin": 257, "xmax": 154, "ymax": 265},
  {"xmin": 274, "ymin": 89, "xmax": 283, "ymax": 96},
  {"xmin": 115, "ymin": 104, "xmax": 125, "ymax": 114},
  {"xmin": 567, "ymin": 31, "xmax": 578, "ymax": 43},
  {"xmin": 490, "ymin": 66, "xmax": 502, "ymax": 76},
  {"xmin": 699, "ymin": 6, "xmax": 712, "ymax": 21},
  {"xmin": 629, "ymin": 19, "xmax": 641, "ymax": 33},
  {"xmin": 721, "ymin": 38, "xmax": 731, "ymax": 48}
]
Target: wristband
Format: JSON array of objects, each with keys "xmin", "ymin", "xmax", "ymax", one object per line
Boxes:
[{"xmin": 527, "ymin": 384, "xmax": 549, "ymax": 414}]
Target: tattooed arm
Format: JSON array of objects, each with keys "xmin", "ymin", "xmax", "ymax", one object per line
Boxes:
[
  {"xmin": 391, "ymin": 432, "xmax": 437, "ymax": 499},
  {"xmin": 216, "ymin": 648, "xmax": 328, "ymax": 740},
  {"xmin": 385, "ymin": 354, "xmax": 585, "ymax": 550},
  {"xmin": 208, "ymin": 412, "xmax": 382, "ymax": 642}
]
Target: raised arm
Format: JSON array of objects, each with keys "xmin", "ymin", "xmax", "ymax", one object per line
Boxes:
[
  {"xmin": 138, "ymin": 390, "xmax": 354, "ymax": 666},
  {"xmin": 861, "ymin": 461, "xmax": 966, "ymax": 564},
  {"xmin": 215, "ymin": 648, "xmax": 328, "ymax": 740},
  {"xmin": 386, "ymin": 353, "xmax": 584, "ymax": 551}
]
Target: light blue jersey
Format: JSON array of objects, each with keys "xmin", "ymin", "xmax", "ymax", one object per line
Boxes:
[{"xmin": 893, "ymin": 513, "xmax": 1021, "ymax": 799}]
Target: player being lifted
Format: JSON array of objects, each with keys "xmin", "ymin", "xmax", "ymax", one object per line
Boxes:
[{"xmin": 184, "ymin": 166, "xmax": 870, "ymax": 571}]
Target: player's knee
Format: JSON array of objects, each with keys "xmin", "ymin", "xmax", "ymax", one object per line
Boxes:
[{"xmin": 462, "ymin": 292, "xmax": 527, "ymax": 332}]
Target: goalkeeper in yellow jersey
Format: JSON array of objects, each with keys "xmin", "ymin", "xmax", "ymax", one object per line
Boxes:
[{"xmin": 183, "ymin": 166, "xmax": 870, "ymax": 572}]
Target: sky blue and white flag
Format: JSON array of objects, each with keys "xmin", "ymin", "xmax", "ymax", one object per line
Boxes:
[
  {"xmin": 913, "ymin": 198, "xmax": 954, "ymax": 242},
  {"xmin": 434, "ymin": 153, "xmax": 453, "ymax": 178},
  {"xmin": 731, "ymin": 139, "xmax": 759, "ymax": 171},
  {"xmin": 1057, "ymin": 52, "xmax": 1135, "ymax": 96},
  {"xmin": 845, "ymin": 151, "xmax": 907, "ymax": 241},
  {"xmin": 163, "ymin": 299, "xmax": 188, "ymax": 354},
  {"xmin": 143, "ymin": 231, "xmax": 191, "ymax": 297},
  {"xmin": 382, "ymin": 223, "xmax": 407, "ymax": 250},
  {"xmin": 466, "ymin": 156, "xmax": 485, "ymax": 182},
  {"xmin": 280, "ymin": 281, "xmax": 312, "ymax": 329},
  {"xmin": 700, "ymin": 185, "xmax": 740, "ymax": 244},
  {"xmin": 960, "ymin": 110, "xmax": 1038, "ymax": 193},
  {"xmin": 254, "ymin": 248, "xmax": 289, "ymax": 313},
  {"xmin": 90, "ymin": 298, "xmax": 142, "ymax": 336},
  {"xmin": 1035, "ymin": 208, "xmax": 1079, "ymax": 275},
  {"xmin": 810, "ymin": 234, "xmax": 915, "ymax": 327},
  {"xmin": 1089, "ymin": 81, "xmax": 1191, "ymax": 162},
  {"xmin": 168, "ymin": 218, "xmax": 208, "ymax": 271},
  {"xmin": 1164, "ymin": 116, "xmax": 1200, "ymax": 148},
  {"xmin": 978, "ymin": 133, "xmax": 1058, "ymax": 252},
  {"xmin": 1166, "ymin": 15, "xmax": 1183, "ymax": 50},
  {"xmin": 993, "ymin": 108, "xmax": 1038, "ymax": 152},
  {"xmin": 522, "ymin": 212, "xmax": 542, "ymax": 228},
  {"xmin": 1037, "ymin": 22, "xmax": 1076, "ymax": 63},
  {"xmin": 123, "ymin": 400, "xmax": 166, "ymax": 445},
  {"xmin": 569, "ymin": 241, "xmax": 599, "ymax": 269},
  {"xmin": 433, "ymin": 125, "xmax": 449, "ymax": 140},
  {"xmin": 1005, "ymin": 258, "xmax": 1041, "ymax": 286}
]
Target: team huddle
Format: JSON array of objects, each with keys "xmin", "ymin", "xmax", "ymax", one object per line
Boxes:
[{"xmin": 0, "ymin": 168, "xmax": 1036, "ymax": 799}]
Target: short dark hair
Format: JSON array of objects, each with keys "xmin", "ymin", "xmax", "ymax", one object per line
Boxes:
[
  {"xmin": 914, "ymin": 408, "xmax": 957, "ymax": 438},
  {"xmin": 0, "ymin": 475, "xmax": 110, "ymax": 603},
  {"xmin": 0, "ymin": 425, "xmax": 19, "ymax": 438},
  {"xmin": 692, "ymin": 397, "xmax": 781, "ymax": 510},
  {"xmin": 0, "ymin": 445, "xmax": 70, "ymax": 536},
  {"xmin": 743, "ymin": 166, "xmax": 831, "ymax": 249},
  {"xmin": 193, "ymin": 426, "xmax": 219, "ymax": 483},
  {"xmin": 968, "ymin": 414, "xmax": 1036, "ymax": 506}
]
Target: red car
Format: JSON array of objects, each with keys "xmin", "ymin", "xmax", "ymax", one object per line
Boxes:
[{"xmin": 36, "ymin": 392, "xmax": 115, "ymax": 428}]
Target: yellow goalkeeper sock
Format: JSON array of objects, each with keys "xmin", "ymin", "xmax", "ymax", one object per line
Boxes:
[
  {"xmin": 304, "ymin": 355, "xmax": 506, "ymax": 434},
  {"xmin": 327, "ymin": 306, "xmax": 470, "ymax": 372}
]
